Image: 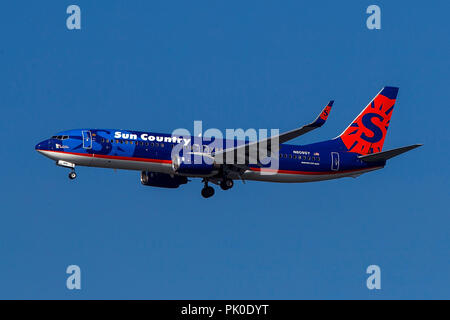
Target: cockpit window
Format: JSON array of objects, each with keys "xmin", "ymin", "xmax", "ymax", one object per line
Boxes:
[{"xmin": 51, "ymin": 135, "xmax": 69, "ymax": 140}]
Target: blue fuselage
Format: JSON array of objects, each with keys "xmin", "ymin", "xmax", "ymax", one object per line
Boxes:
[{"xmin": 35, "ymin": 128, "xmax": 384, "ymax": 183}]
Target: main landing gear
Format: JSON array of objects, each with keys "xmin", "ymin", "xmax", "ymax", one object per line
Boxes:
[
  {"xmin": 201, "ymin": 178, "xmax": 234, "ymax": 198},
  {"xmin": 201, "ymin": 181, "xmax": 215, "ymax": 198},
  {"xmin": 220, "ymin": 178, "xmax": 234, "ymax": 190}
]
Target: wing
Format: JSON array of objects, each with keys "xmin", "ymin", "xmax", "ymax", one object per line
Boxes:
[{"xmin": 213, "ymin": 100, "xmax": 334, "ymax": 165}]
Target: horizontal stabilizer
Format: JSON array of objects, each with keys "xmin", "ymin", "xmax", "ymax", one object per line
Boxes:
[{"xmin": 358, "ymin": 144, "xmax": 423, "ymax": 162}]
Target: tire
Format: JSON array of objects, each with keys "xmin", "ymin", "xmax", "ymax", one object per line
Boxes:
[
  {"xmin": 201, "ymin": 186, "xmax": 215, "ymax": 198},
  {"xmin": 220, "ymin": 179, "xmax": 233, "ymax": 190},
  {"xmin": 69, "ymin": 172, "xmax": 77, "ymax": 180}
]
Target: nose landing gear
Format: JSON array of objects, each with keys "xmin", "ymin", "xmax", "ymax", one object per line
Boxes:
[
  {"xmin": 68, "ymin": 171, "xmax": 77, "ymax": 180},
  {"xmin": 56, "ymin": 160, "xmax": 77, "ymax": 180}
]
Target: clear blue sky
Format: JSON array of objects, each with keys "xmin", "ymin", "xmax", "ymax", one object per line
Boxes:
[{"xmin": 0, "ymin": 0, "xmax": 448, "ymax": 299}]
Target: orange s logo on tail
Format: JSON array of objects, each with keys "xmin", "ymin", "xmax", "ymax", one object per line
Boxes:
[
  {"xmin": 338, "ymin": 87, "xmax": 399, "ymax": 155},
  {"xmin": 319, "ymin": 101, "xmax": 333, "ymax": 121}
]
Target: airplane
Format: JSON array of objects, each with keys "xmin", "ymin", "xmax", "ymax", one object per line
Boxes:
[{"xmin": 35, "ymin": 86, "xmax": 422, "ymax": 198}]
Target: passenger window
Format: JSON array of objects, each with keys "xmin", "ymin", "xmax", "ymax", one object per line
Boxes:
[
  {"xmin": 155, "ymin": 143, "xmax": 159, "ymax": 147},
  {"xmin": 289, "ymin": 154, "xmax": 292, "ymax": 159},
  {"xmin": 160, "ymin": 143, "xmax": 164, "ymax": 148}
]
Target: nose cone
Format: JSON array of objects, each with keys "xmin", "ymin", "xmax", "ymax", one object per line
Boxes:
[{"xmin": 35, "ymin": 139, "xmax": 48, "ymax": 153}]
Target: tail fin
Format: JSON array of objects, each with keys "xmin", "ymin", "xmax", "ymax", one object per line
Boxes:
[{"xmin": 337, "ymin": 86, "xmax": 399, "ymax": 155}]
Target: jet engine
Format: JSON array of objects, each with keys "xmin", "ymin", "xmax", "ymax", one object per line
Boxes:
[
  {"xmin": 140, "ymin": 171, "xmax": 188, "ymax": 188},
  {"xmin": 172, "ymin": 153, "xmax": 217, "ymax": 176}
]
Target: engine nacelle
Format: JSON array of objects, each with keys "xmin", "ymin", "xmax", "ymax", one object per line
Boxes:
[
  {"xmin": 172, "ymin": 153, "xmax": 217, "ymax": 176},
  {"xmin": 140, "ymin": 171, "xmax": 187, "ymax": 188}
]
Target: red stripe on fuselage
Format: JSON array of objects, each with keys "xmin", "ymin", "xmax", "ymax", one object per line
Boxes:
[{"xmin": 38, "ymin": 149, "xmax": 172, "ymax": 164}]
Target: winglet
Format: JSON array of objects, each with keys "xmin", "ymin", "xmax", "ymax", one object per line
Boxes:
[{"xmin": 310, "ymin": 100, "xmax": 334, "ymax": 127}]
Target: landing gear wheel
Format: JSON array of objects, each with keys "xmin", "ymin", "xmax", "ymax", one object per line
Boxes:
[
  {"xmin": 201, "ymin": 186, "xmax": 215, "ymax": 198},
  {"xmin": 68, "ymin": 171, "xmax": 77, "ymax": 180},
  {"xmin": 220, "ymin": 179, "xmax": 234, "ymax": 190}
]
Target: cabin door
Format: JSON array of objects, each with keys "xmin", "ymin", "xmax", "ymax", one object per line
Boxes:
[
  {"xmin": 331, "ymin": 152, "xmax": 339, "ymax": 171},
  {"xmin": 82, "ymin": 130, "xmax": 92, "ymax": 149}
]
